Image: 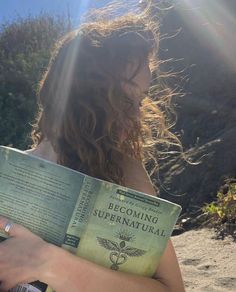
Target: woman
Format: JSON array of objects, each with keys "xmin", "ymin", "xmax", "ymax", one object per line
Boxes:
[{"xmin": 0, "ymin": 8, "xmax": 185, "ymax": 292}]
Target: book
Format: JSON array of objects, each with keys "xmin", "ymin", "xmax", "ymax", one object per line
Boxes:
[{"xmin": 0, "ymin": 145, "xmax": 182, "ymax": 292}]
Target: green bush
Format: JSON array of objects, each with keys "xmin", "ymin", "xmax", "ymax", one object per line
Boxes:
[
  {"xmin": 202, "ymin": 179, "xmax": 236, "ymax": 238},
  {"xmin": 0, "ymin": 13, "xmax": 70, "ymax": 149}
]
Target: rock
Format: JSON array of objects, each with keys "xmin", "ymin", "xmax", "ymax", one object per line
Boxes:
[
  {"xmin": 153, "ymin": 1, "xmax": 236, "ymax": 214},
  {"xmin": 156, "ymin": 128, "xmax": 236, "ymax": 212}
]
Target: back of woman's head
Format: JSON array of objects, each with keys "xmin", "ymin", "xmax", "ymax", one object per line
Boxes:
[{"xmin": 32, "ymin": 5, "xmax": 181, "ymax": 184}]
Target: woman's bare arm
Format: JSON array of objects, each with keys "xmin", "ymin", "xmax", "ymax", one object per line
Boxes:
[
  {"xmin": 44, "ymin": 247, "xmax": 169, "ymax": 292},
  {"xmin": 43, "ymin": 241, "xmax": 185, "ymax": 292}
]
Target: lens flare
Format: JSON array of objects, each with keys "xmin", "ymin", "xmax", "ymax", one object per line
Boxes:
[{"xmin": 177, "ymin": 0, "xmax": 236, "ymax": 71}]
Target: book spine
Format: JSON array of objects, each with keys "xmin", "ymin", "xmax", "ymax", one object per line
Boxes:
[{"xmin": 61, "ymin": 176, "xmax": 98, "ymax": 253}]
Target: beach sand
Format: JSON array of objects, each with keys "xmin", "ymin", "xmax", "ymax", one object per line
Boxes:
[{"xmin": 171, "ymin": 228, "xmax": 236, "ymax": 292}]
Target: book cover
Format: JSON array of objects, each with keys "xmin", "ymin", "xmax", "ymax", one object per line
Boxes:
[{"xmin": 0, "ymin": 146, "xmax": 182, "ymax": 291}]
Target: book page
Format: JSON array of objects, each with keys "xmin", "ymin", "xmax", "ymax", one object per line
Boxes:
[{"xmin": 0, "ymin": 147, "xmax": 85, "ymax": 246}]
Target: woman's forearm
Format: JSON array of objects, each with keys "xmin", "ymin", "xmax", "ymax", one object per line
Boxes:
[{"xmin": 43, "ymin": 244, "xmax": 169, "ymax": 292}]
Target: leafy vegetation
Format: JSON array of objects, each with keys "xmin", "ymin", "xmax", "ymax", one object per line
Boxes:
[
  {"xmin": 202, "ymin": 179, "xmax": 236, "ymax": 239},
  {"xmin": 0, "ymin": 13, "xmax": 70, "ymax": 149}
]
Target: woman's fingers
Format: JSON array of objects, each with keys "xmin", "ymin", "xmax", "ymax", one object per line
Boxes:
[
  {"xmin": 0, "ymin": 216, "xmax": 15, "ymax": 237},
  {"xmin": 0, "ymin": 216, "xmax": 32, "ymax": 238},
  {"xmin": 0, "ymin": 216, "xmax": 50, "ymax": 289}
]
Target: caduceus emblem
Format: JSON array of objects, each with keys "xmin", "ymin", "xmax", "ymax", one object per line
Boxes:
[{"xmin": 96, "ymin": 229, "xmax": 147, "ymax": 270}]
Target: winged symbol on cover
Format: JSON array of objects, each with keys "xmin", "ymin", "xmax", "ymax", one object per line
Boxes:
[{"xmin": 96, "ymin": 229, "xmax": 147, "ymax": 270}]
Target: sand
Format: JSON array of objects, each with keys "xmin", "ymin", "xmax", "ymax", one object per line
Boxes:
[{"xmin": 171, "ymin": 228, "xmax": 236, "ymax": 292}]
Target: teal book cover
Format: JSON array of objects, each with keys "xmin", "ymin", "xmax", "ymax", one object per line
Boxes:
[
  {"xmin": 0, "ymin": 145, "xmax": 182, "ymax": 279},
  {"xmin": 72, "ymin": 178, "xmax": 182, "ymax": 276}
]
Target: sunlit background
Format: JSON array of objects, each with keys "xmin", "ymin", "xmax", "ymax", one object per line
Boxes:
[
  {"xmin": 0, "ymin": 0, "xmax": 235, "ymax": 222},
  {"xmin": 0, "ymin": 0, "xmax": 108, "ymax": 26},
  {"xmin": 175, "ymin": 0, "xmax": 236, "ymax": 72},
  {"xmin": 0, "ymin": 2, "xmax": 235, "ymax": 290}
]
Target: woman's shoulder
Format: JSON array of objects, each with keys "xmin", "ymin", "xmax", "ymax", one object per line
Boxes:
[
  {"xmin": 119, "ymin": 154, "xmax": 157, "ymax": 196},
  {"xmin": 23, "ymin": 141, "xmax": 57, "ymax": 163}
]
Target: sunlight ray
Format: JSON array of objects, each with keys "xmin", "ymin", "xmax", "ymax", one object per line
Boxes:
[
  {"xmin": 53, "ymin": 0, "xmax": 92, "ymax": 129},
  {"xmin": 177, "ymin": 0, "xmax": 236, "ymax": 72}
]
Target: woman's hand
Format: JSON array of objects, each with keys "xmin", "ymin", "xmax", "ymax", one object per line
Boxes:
[
  {"xmin": 0, "ymin": 216, "xmax": 53, "ymax": 291},
  {"xmin": 0, "ymin": 215, "xmax": 184, "ymax": 292}
]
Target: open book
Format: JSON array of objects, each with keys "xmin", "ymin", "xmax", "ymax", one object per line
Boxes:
[{"xmin": 0, "ymin": 146, "xmax": 182, "ymax": 292}]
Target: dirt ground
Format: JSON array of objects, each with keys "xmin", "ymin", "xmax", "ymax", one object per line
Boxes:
[{"xmin": 171, "ymin": 228, "xmax": 236, "ymax": 292}]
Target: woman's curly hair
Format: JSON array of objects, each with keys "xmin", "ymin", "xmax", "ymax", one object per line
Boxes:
[{"xmin": 31, "ymin": 5, "xmax": 183, "ymax": 185}]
